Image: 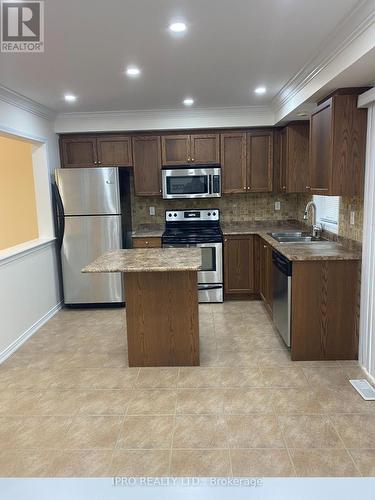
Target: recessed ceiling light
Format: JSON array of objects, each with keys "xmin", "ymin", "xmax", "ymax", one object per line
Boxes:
[
  {"xmin": 169, "ymin": 22, "xmax": 187, "ymax": 33},
  {"xmin": 64, "ymin": 94, "xmax": 77, "ymax": 102},
  {"xmin": 183, "ymin": 97, "xmax": 194, "ymax": 106},
  {"xmin": 254, "ymin": 86, "xmax": 266, "ymax": 95},
  {"xmin": 126, "ymin": 66, "xmax": 141, "ymax": 77}
]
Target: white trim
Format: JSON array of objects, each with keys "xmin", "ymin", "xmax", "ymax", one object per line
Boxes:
[
  {"xmin": 0, "ymin": 300, "xmax": 63, "ymax": 365},
  {"xmin": 358, "ymin": 87, "xmax": 375, "ymax": 107},
  {"xmin": 54, "ymin": 105, "xmax": 274, "ymax": 133},
  {"xmin": 272, "ymin": 0, "xmax": 375, "ymax": 115},
  {"xmin": 0, "ymin": 84, "xmax": 55, "ymax": 121},
  {"xmin": 359, "ymin": 99, "xmax": 375, "ymax": 379},
  {"xmin": 0, "ymin": 238, "xmax": 56, "ymax": 266}
]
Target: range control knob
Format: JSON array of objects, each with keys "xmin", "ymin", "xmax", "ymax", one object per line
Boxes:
[
  {"xmin": 208, "ymin": 212, "xmax": 211, "ymax": 216},
  {"xmin": 213, "ymin": 212, "xmax": 216, "ymax": 216},
  {"xmin": 168, "ymin": 213, "xmax": 172, "ymax": 217},
  {"xmin": 173, "ymin": 213, "xmax": 177, "ymax": 217}
]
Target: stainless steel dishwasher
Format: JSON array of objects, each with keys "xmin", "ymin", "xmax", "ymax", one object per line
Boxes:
[{"xmin": 272, "ymin": 250, "xmax": 292, "ymax": 347}]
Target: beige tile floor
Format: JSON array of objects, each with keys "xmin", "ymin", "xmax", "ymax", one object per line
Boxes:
[{"xmin": 0, "ymin": 300, "xmax": 374, "ymax": 477}]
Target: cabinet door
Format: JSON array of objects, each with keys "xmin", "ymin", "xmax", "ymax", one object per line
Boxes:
[
  {"xmin": 287, "ymin": 123, "xmax": 309, "ymax": 193},
  {"xmin": 132, "ymin": 136, "xmax": 162, "ymax": 196},
  {"xmin": 266, "ymin": 244, "xmax": 273, "ymax": 309},
  {"xmin": 97, "ymin": 136, "xmax": 132, "ymax": 166},
  {"xmin": 221, "ymin": 133, "xmax": 247, "ymax": 194},
  {"xmin": 60, "ymin": 137, "xmax": 98, "ymax": 168},
  {"xmin": 309, "ymin": 102, "xmax": 331, "ymax": 194},
  {"xmin": 279, "ymin": 128, "xmax": 288, "ymax": 193},
  {"xmin": 259, "ymin": 241, "xmax": 268, "ymax": 302},
  {"xmin": 224, "ymin": 235, "xmax": 254, "ymax": 295},
  {"xmin": 161, "ymin": 135, "xmax": 190, "ymax": 165},
  {"xmin": 247, "ymin": 131, "xmax": 273, "ymax": 192},
  {"xmin": 190, "ymin": 134, "xmax": 220, "ymax": 164}
]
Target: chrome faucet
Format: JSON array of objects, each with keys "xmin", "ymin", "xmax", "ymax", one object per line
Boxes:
[{"xmin": 303, "ymin": 201, "xmax": 322, "ymax": 239}]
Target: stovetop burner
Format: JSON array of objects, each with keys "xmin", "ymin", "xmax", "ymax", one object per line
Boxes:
[{"xmin": 162, "ymin": 209, "xmax": 223, "ymax": 244}]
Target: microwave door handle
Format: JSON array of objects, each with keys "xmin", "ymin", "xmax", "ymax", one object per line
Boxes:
[{"xmin": 209, "ymin": 175, "xmax": 213, "ymax": 195}]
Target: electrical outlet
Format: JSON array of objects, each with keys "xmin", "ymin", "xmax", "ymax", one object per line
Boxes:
[
  {"xmin": 149, "ymin": 206, "xmax": 155, "ymax": 216},
  {"xmin": 274, "ymin": 201, "xmax": 281, "ymax": 211},
  {"xmin": 350, "ymin": 210, "xmax": 355, "ymax": 225}
]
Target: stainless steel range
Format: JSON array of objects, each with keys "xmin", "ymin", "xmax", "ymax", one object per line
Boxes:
[{"xmin": 162, "ymin": 209, "xmax": 223, "ymax": 303}]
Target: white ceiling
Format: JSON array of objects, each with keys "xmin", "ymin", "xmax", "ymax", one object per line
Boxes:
[{"xmin": 0, "ymin": 0, "xmax": 365, "ymax": 113}]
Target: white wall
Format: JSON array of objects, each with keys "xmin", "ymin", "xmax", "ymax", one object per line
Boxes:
[{"xmin": 0, "ymin": 96, "xmax": 62, "ymax": 362}]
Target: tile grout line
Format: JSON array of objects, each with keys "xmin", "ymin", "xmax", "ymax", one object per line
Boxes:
[
  {"xmin": 326, "ymin": 413, "xmax": 363, "ymax": 477},
  {"xmin": 168, "ymin": 367, "xmax": 179, "ymax": 476}
]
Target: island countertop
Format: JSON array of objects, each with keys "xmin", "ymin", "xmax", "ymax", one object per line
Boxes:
[{"xmin": 82, "ymin": 247, "xmax": 202, "ymax": 273}]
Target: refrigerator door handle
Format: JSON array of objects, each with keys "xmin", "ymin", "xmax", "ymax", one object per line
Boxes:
[{"xmin": 53, "ymin": 183, "xmax": 65, "ymax": 248}]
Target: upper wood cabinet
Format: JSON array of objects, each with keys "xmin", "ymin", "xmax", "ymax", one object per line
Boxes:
[
  {"xmin": 97, "ymin": 136, "xmax": 132, "ymax": 166},
  {"xmin": 279, "ymin": 122, "xmax": 309, "ymax": 193},
  {"xmin": 221, "ymin": 130, "xmax": 273, "ymax": 193},
  {"xmin": 221, "ymin": 132, "xmax": 247, "ymax": 194},
  {"xmin": 161, "ymin": 134, "xmax": 219, "ymax": 165},
  {"xmin": 60, "ymin": 136, "xmax": 98, "ymax": 168},
  {"xmin": 132, "ymin": 136, "xmax": 162, "ymax": 196},
  {"xmin": 309, "ymin": 94, "xmax": 367, "ymax": 195},
  {"xmin": 247, "ymin": 131, "xmax": 273, "ymax": 192},
  {"xmin": 224, "ymin": 234, "xmax": 255, "ymax": 297},
  {"xmin": 59, "ymin": 135, "xmax": 133, "ymax": 168}
]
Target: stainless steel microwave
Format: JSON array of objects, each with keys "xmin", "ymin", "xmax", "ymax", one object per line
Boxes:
[{"xmin": 161, "ymin": 166, "xmax": 221, "ymax": 199}]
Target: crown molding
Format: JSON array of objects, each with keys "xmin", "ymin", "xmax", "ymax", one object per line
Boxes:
[
  {"xmin": 272, "ymin": 0, "xmax": 375, "ymax": 115},
  {"xmin": 0, "ymin": 84, "xmax": 55, "ymax": 121},
  {"xmin": 54, "ymin": 105, "xmax": 275, "ymax": 133}
]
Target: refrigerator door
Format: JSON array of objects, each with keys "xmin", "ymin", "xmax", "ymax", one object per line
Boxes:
[
  {"xmin": 55, "ymin": 167, "xmax": 121, "ymax": 215},
  {"xmin": 62, "ymin": 215, "xmax": 123, "ymax": 304}
]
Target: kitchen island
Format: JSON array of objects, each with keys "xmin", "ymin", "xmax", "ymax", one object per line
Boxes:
[{"xmin": 83, "ymin": 248, "xmax": 201, "ymax": 367}]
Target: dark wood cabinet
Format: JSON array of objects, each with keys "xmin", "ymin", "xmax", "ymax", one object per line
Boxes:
[
  {"xmin": 247, "ymin": 131, "xmax": 273, "ymax": 192},
  {"xmin": 190, "ymin": 134, "xmax": 220, "ymax": 164},
  {"xmin": 60, "ymin": 137, "xmax": 98, "ymax": 168},
  {"xmin": 291, "ymin": 260, "xmax": 359, "ymax": 360},
  {"xmin": 60, "ymin": 135, "xmax": 132, "ymax": 168},
  {"xmin": 279, "ymin": 122, "xmax": 309, "ymax": 193},
  {"xmin": 97, "ymin": 136, "xmax": 132, "ymax": 166},
  {"xmin": 221, "ymin": 133, "xmax": 247, "ymax": 194},
  {"xmin": 132, "ymin": 237, "xmax": 162, "ymax": 248},
  {"xmin": 161, "ymin": 134, "xmax": 219, "ymax": 165},
  {"xmin": 309, "ymin": 94, "xmax": 367, "ymax": 195},
  {"xmin": 161, "ymin": 135, "xmax": 190, "ymax": 165},
  {"xmin": 132, "ymin": 136, "xmax": 162, "ymax": 196},
  {"xmin": 224, "ymin": 235, "xmax": 255, "ymax": 297},
  {"xmin": 259, "ymin": 238, "xmax": 273, "ymax": 314},
  {"xmin": 221, "ymin": 130, "xmax": 273, "ymax": 194}
]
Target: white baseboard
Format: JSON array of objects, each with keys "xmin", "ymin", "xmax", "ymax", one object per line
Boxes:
[{"xmin": 0, "ymin": 301, "xmax": 63, "ymax": 365}]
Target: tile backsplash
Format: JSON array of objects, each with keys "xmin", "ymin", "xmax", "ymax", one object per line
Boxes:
[{"xmin": 132, "ymin": 192, "xmax": 299, "ymax": 227}]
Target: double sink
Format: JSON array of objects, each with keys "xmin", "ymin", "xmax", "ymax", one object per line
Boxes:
[{"xmin": 269, "ymin": 231, "xmax": 328, "ymax": 244}]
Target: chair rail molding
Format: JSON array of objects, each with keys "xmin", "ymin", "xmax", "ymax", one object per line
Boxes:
[{"xmin": 358, "ymin": 87, "xmax": 375, "ymax": 380}]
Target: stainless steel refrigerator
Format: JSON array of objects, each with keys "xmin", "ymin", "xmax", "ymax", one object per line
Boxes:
[{"xmin": 55, "ymin": 167, "xmax": 124, "ymax": 305}]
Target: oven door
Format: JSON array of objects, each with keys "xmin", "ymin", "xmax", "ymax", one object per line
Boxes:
[
  {"xmin": 195, "ymin": 242, "xmax": 223, "ymax": 284},
  {"xmin": 162, "ymin": 168, "xmax": 220, "ymax": 199}
]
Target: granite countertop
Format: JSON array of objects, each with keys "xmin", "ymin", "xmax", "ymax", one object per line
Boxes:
[
  {"xmin": 132, "ymin": 225, "xmax": 164, "ymax": 238},
  {"xmin": 82, "ymin": 248, "xmax": 202, "ymax": 273},
  {"xmin": 222, "ymin": 221, "xmax": 361, "ymax": 261}
]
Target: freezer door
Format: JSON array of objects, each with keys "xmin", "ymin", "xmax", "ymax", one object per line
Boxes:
[
  {"xmin": 61, "ymin": 215, "xmax": 123, "ymax": 304},
  {"xmin": 55, "ymin": 167, "xmax": 121, "ymax": 215}
]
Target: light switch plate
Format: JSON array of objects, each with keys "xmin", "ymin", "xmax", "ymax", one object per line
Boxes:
[
  {"xmin": 350, "ymin": 211, "xmax": 355, "ymax": 225},
  {"xmin": 275, "ymin": 201, "xmax": 281, "ymax": 211},
  {"xmin": 149, "ymin": 206, "xmax": 155, "ymax": 216}
]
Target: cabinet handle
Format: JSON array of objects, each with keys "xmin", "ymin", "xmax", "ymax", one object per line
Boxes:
[
  {"xmin": 224, "ymin": 238, "xmax": 228, "ymax": 242},
  {"xmin": 191, "ymin": 158, "xmax": 195, "ymax": 162},
  {"xmin": 94, "ymin": 161, "xmax": 97, "ymax": 165},
  {"xmin": 282, "ymin": 186, "xmax": 286, "ymax": 190},
  {"xmin": 98, "ymin": 161, "xmax": 102, "ymax": 165},
  {"xmin": 145, "ymin": 241, "xmax": 149, "ymax": 245},
  {"xmin": 306, "ymin": 186, "xmax": 310, "ymax": 190},
  {"xmin": 263, "ymin": 245, "xmax": 267, "ymax": 248},
  {"xmin": 187, "ymin": 157, "xmax": 191, "ymax": 162},
  {"xmin": 243, "ymin": 186, "xmax": 246, "ymax": 190}
]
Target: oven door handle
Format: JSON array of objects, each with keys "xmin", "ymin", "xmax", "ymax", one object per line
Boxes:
[{"xmin": 198, "ymin": 284, "xmax": 223, "ymax": 290}]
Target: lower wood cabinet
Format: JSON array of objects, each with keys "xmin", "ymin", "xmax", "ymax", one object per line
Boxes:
[
  {"xmin": 259, "ymin": 237, "xmax": 273, "ymax": 314},
  {"xmin": 132, "ymin": 237, "xmax": 162, "ymax": 248},
  {"xmin": 224, "ymin": 235, "xmax": 255, "ymax": 298},
  {"xmin": 291, "ymin": 260, "xmax": 359, "ymax": 360}
]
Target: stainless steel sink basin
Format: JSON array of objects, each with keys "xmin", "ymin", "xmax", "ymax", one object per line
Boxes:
[{"xmin": 268, "ymin": 231, "xmax": 326, "ymax": 244}]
